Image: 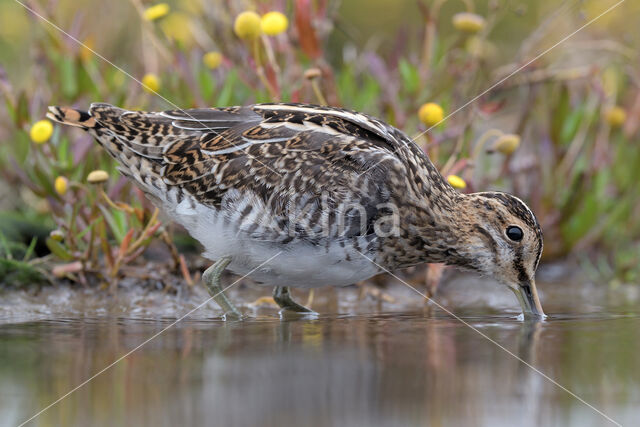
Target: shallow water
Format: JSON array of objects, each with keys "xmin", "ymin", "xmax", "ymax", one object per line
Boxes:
[{"xmin": 1, "ymin": 273, "xmax": 640, "ymax": 426}]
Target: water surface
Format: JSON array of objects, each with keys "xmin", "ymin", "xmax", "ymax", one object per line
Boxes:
[{"xmin": 1, "ymin": 275, "xmax": 639, "ymax": 426}]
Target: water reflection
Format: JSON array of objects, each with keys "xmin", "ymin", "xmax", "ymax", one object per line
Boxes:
[{"xmin": 1, "ymin": 309, "xmax": 639, "ymax": 427}]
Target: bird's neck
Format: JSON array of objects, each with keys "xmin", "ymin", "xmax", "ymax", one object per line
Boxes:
[
  {"xmin": 378, "ymin": 144, "xmax": 481, "ymax": 269},
  {"xmin": 382, "ymin": 185, "xmax": 476, "ymax": 270}
]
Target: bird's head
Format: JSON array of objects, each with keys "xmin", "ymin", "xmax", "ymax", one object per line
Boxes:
[{"xmin": 454, "ymin": 191, "xmax": 545, "ymax": 319}]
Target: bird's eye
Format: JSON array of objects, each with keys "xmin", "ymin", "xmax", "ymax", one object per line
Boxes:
[{"xmin": 506, "ymin": 226, "xmax": 523, "ymax": 242}]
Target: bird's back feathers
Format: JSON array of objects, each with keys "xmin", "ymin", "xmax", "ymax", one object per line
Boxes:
[{"xmin": 46, "ymin": 102, "xmax": 450, "ymax": 247}]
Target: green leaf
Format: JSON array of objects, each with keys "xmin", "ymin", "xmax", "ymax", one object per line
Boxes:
[
  {"xmin": 77, "ymin": 60, "xmax": 99, "ymax": 98},
  {"xmin": 23, "ymin": 237, "xmax": 37, "ymax": 262},
  {"xmin": 31, "ymin": 163, "xmax": 55, "ymax": 196},
  {"xmin": 217, "ymin": 70, "xmax": 238, "ymax": 106},
  {"xmin": 0, "ymin": 258, "xmax": 48, "ymax": 288},
  {"xmin": 11, "ymin": 131, "xmax": 30, "ymax": 164},
  {"xmin": 399, "ymin": 59, "xmax": 419, "ymax": 94},
  {"xmin": 560, "ymin": 107, "xmax": 583, "ymax": 145},
  {"xmin": 198, "ymin": 68, "xmax": 215, "ymax": 101},
  {"xmin": 353, "ymin": 76, "xmax": 380, "ymax": 112},
  {"xmin": 15, "ymin": 91, "xmax": 30, "ymax": 127},
  {"xmin": 76, "ymin": 217, "xmax": 102, "ymax": 241},
  {"xmin": 60, "ymin": 57, "xmax": 78, "ymax": 98},
  {"xmin": 337, "ymin": 65, "xmax": 356, "ymax": 103},
  {"xmin": 254, "ymin": 90, "xmax": 271, "ymax": 104},
  {"xmin": 45, "ymin": 237, "xmax": 74, "ymax": 261},
  {"xmin": 56, "ymin": 135, "xmax": 72, "ymax": 170},
  {"xmin": 551, "ymin": 86, "xmax": 570, "ymax": 143},
  {"xmin": 0, "ymin": 231, "xmax": 13, "ymax": 259},
  {"xmin": 97, "ymin": 205, "xmax": 126, "ymax": 242}
]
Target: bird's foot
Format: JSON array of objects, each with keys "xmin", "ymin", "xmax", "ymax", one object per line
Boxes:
[{"xmin": 273, "ymin": 286, "xmax": 316, "ymax": 315}]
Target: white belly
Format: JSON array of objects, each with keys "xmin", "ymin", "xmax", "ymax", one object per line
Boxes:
[
  {"xmin": 229, "ymin": 244, "xmax": 381, "ymax": 288},
  {"xmin": 166, "ymin": 195, "xmax": 381, "ymax": 288}
]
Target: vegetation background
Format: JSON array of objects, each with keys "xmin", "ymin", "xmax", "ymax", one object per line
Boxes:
[{"xmin": 0, "ymin": 0, "xmax": 638, "ymax": 290}]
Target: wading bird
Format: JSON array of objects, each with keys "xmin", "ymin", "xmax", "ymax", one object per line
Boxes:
[{"xmin": 47, "ymin": 103, "xmax": 545, "ymax": 319}]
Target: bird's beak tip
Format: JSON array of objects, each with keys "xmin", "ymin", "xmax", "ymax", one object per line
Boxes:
[{"xmin": 509, "ymin": 279, "xmax": 545, "ymax": 321}]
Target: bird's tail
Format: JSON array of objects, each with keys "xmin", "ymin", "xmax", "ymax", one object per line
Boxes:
[
  {"xmin": 46, "ymin": 106, "xmax": 99, "ymax": 129},
  {"xmin": 46, "ymin": 105, "xmax": 123, "ymax": 162},
  {"xmin": 46, "ymin": 104, "xmax": 168, "ymax": 204}
]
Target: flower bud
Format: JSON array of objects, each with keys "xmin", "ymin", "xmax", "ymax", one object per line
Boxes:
[
  {"xmin": 304, "ymin": 68, "xmax": 322, "ymax": 80},
  {"xmin": 143, "ymin": 3, "xmax": 170, "ymax": 21},
  {"xmin": 203, "ymin": 51, "xmax": 223, "ymax": 70},
  {"xmin": 491, "ymin": 134, "xmax": 520, "ymax": 155},
  {"xmin": 452, "ymin": 12, "xmax": 486, "ymax": 33},
  {"xmin": 54, "ymin": 176, "xmax": 68, "ymax": 196},
  {"xmin": 87, "ymin": 170, "xmax": 109, "ymax": 184},
  {"xmin": 447, "ymin": 174, "xmax": 467, "ymax": 189},
  {"xmin": 261, "ymin": 11, "xmax": 288, "ymax": 36},
  {"xmin": 142, "ymin": 73, "xmax": 160, "ymax": 93},
  {"xmin": 234, "ymin": 11, "xmax": 262, "ymax": 40},
  {"xmin": 418, "ymin": 103, "xmax": 444, "ymax": 127},
  {"xmin": 604, "ymin": 106, "xmax": 626, "ymax": 127},
  {"xmin": 49, "ymin": 229, "xmax": 64, "ymax": 242},
  {"xmin": 30, "ymin": 120, "xmax": 53, "ymax": 144}
]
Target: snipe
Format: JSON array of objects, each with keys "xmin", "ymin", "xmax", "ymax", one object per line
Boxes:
[{"xmin": 47, "ymin": 103, "xmax": 545, "ymax": 319}]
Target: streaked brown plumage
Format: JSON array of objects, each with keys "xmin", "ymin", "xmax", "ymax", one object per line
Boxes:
[{"xmin": 47, "ymin": 102, "xmax": 545, "ymax": 318}]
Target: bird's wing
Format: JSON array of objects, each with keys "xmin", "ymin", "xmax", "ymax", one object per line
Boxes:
[{"xmin": 86, "ymin": 103, "xmax": 412, "ymax": 242}]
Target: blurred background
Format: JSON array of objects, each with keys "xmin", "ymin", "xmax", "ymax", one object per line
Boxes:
[{"xmin": 0, "ymin": 0, "xmax": 639, "ymax": 288}]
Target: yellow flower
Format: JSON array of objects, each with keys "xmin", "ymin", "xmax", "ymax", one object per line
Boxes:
[
  {"xmin": 54, "ymin": 176, "xmax": 68, "ymax": 196},
  {"xmin": 452, "ymin": 12, "xmax": 486, "ymax": 33},
  {"xmin": 418, "ymin": 103, "xmax": 444, "ymax": 127},
  {"xmin": 203, "ymin": 51, "xmax": 223, "ymax": 69},
  {"xmin": 261, "ymin": 11, "xmax": 288, "ymax": 36},
  {"xmin": 234, "ymin": 11, "xmax": 261, "ymax": 40},
  {"xmin": 87, "ymin": 170, "xmax": 109, "ymax": 184},
  {"xmin": 143, "ymin": 3, "xmax": 170, "ymax": 21},
  {"xmin": 161, "ymin": 12, "xmax": 193, "ymax": 45},
  {"xmin": 49, "ymin": 229, "xmax": 64, "ymax": 242},
  {"xmin": 447, "ymin": 175, "xmax": 467, "ymax": 190},
  {"xmin": 79, "ymin": 37, "xmax": 95, "ymax": 62},
  {"xmin": 142, "ymin": 73, "xmax": 160, "ymax": 93},
  {"xmin": 492, "ymin": 134, "xmax": 521, "ymax": 155},
  {"xmin": 30, "ymin": 120, "xmax": 54, "ymax": 144},
  {"xmin": 605, "ymin": 106, "xmax": 627, "ymax": 127}
]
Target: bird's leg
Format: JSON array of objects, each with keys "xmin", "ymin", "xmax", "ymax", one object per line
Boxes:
[
  {"xmin": 202, "ymin": 257, "xmax": 243, "ymax": 320},
  {"xmin": 273, "ymin": 286, "xmax": 314, "ymax": 313}
]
